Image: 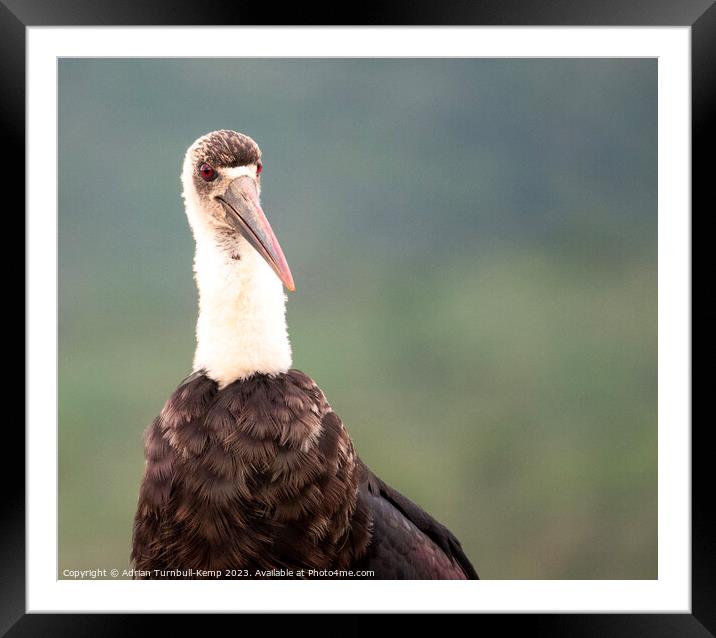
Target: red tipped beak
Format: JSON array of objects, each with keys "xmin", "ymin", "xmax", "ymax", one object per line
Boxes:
[{"xmin": 217, "ymin": 176, "xmax": 295, "ymax": 292}]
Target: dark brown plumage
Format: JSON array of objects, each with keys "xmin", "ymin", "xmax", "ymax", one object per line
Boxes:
[
  {"xmin": 131, "ymin": 369, "xmax": 477, "ymax": 579},
  {"xmin": 191, "ymin": 129, "xmax": 261, "ymax": 170}
]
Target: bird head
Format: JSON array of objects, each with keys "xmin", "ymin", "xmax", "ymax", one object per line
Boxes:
[{"xmin": 181, "ymin": 129, "xmax": 295, "ymax": 292}]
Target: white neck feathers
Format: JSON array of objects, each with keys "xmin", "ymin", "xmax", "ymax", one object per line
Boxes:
[{"xmin": 185, "ymin": 196, "xmax": 292, "ymax": 388}]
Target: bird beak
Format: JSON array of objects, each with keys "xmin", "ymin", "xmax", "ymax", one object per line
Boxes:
[{"xmin": 216, "ymin": 176, "xmax": 296, "ymax": 292}]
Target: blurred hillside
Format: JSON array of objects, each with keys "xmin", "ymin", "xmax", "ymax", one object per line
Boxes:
[{"xmin": 59, "ymin": 58, "xmax": 657, "ymax": 579}]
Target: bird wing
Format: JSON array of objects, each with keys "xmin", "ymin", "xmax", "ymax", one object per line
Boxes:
[
  {"xmin": 132, "ymin": 369, "xmax": 478, "ymax": 580},
  {"xmin": 354, "ymin": 461, "xmax": 479, "ymax": 579}
]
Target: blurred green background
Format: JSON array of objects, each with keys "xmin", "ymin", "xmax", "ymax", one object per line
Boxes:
[{"xmin": 59, "ymin": 59, "xmax": 657, "ymax": 579}]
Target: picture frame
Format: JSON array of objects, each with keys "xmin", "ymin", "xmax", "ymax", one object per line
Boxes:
[{"xmin": 9, "ymin": 0, "xmax": 709, "ymax": 631}]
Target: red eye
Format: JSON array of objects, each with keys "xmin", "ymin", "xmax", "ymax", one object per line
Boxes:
[
  {"xmin": 256, "ymin": 162, "xmax": 263, "ymax": 176},
  {"xmin": 199, "ymin": 163, "xmax": 216, "ymax": 181}
]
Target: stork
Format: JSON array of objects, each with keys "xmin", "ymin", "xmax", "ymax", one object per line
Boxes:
[{"xmin": 131, "ymin": 130, "xmax": 478, "ymax": 579}]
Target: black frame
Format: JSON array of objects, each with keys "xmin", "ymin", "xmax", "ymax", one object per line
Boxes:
[{"xmin": 8, "ymin": 0, "xmax": 710, "ymax": 633}]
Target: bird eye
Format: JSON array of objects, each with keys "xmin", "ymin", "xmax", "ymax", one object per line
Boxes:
[
  {"xmin": 256, "ymin": 162, "xmax": 263, "ymax": 176},
  {"xmin": 199, "ymin": 163, "xmax": 216, "ymax": 181}
]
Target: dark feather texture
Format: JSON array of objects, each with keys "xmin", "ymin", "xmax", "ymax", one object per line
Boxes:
[
  {"xmin": 191, "ymin": 129, "xmax": 261, "ymax": 170},
  {"xmin": 131, "ymin": 370, "xmax": 477, "ymax": 579}
]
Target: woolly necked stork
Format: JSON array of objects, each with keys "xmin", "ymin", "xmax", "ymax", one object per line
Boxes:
[{"xmin": 131, "ymin": 130, "xmax": 478, "ymax": 580}]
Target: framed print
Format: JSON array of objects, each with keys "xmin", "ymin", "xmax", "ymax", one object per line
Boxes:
[{"xmin": 9, "ymin": 0, "xmax": 711, "ymax": 632}]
